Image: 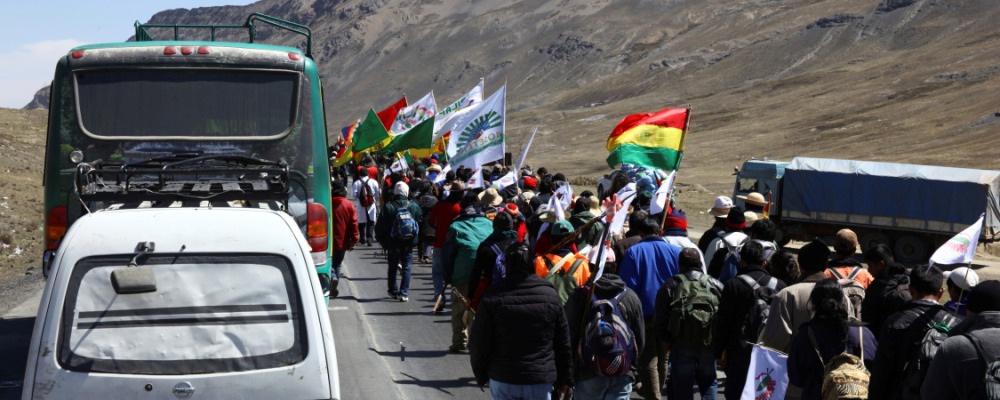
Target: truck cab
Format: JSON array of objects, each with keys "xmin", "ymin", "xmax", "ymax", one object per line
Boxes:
[{"xmin": 731, "ymin": 159, "xmax": 787, "ymax": 217}]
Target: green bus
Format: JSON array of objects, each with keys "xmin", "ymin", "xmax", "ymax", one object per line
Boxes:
[{"xmin": 42, "ymin": 14, "xmax": 334, "ymax": 297}]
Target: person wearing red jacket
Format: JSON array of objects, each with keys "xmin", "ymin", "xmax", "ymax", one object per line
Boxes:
[
  {"xmin": 330, "ymin": 180, "xmax": 358, "ymax": 298},
  {"xmin": 429, "ymin": 182, "xmax": 465, "ymax": 313}
]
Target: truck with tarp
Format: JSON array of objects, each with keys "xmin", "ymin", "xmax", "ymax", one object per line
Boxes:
[
  {"xmin": 41, "ymin": 14, "xmax": 335, "ymax": 298},
  {"xmin": 732, "ymin": 157, "xmax": 1000, "ymax": 263}
]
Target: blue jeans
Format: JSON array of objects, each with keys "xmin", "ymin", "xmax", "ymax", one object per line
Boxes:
[
  {"xmin": 387, "ymin": 247, "xmax": 413, "ymax": 296},
  {"xmin": 432, "ymin": 249, "xmax": 446, "ymax": 298},
  {"xmin": 575, "ymin": 375, "xmax": 633, "ymax": 400},
  {"xmin": 489, "ymin": 379, "xmax": 552, "ymax": 400},
  {"xmin": 669, "ymin": 344, "xmax": 718, "ymax": 400},
  {"xmin": 331, "ymin": 250, "xmax": 346, "ymax": 279}
]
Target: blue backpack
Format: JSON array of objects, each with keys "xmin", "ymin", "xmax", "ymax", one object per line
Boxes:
[
  {"xmin": 390, "ymin": 201, "xmax": 419, "ymax": 242},
  {"xmin": 580, "ymin": 291, "xmax": 638, "ymax": 377}
]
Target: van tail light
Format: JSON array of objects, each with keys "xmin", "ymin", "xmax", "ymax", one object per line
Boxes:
[
  {"xmin": 306, "ymin": 202, "xmax": 329, "ymax": 252},
  {"xmin": 46, "ymin": 206, "xmax": 68, "ymax": 250}
]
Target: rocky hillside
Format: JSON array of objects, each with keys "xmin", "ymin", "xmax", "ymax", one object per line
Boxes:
[{"xmin": 26, "ymin": 0, "xmax": 1000, "ymax": 187}]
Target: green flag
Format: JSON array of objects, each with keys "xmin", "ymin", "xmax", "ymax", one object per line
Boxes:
[
  {"xmin": 352, "ymin": 109, "xmax": 389, "ymax": 153},
  {"xmin": 384, "ymin": 116, "xmax": 435, "ymax": 154}
]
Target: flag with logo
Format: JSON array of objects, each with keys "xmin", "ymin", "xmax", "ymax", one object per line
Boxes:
[
  {"xmin": 434, "ymin": 81, "xmax": 484, "ymax": 133},
  {"xmin": 742, "ymin": 345, "xmax": 789, "ymax": 400},
  {"xmin": 448, "ymin": 85, "xmax": 506, "ymax": 170},
  {"xmin": 376, "ymin": 96, "xmax": 407, "ymax": 130},
  {"xmin": 495, "ymin": 171, "xmax": 517, "ymax": 190},
  {"xmin": 606, "ymin": 107, "xmax": 690, "ymax": 171},
  {"xmin": 466, "ymin": 168, "xmax": 484, "ymax": 189},
  {"xmin": 930, "ymin": 214, "xmax": 984, "ymax": 266},
  {"xmin": 390, "ymin": 92, "xmax": 436, "ymax": 135},
  {"xmin": 385, "ymin": 117, "xmax": 435, "ymax": 154}
]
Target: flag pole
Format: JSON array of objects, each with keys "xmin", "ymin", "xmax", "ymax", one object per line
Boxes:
[{"xmin": 953, "ymin": 262, "xmax": 973, "ymax": 317}]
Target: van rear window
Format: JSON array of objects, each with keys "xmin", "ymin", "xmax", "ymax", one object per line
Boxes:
[
  {"xmin": 74, "ymin": 69, "xmax": 298, "ymax": 139},
  {"xmin": 59, "ymin": 254, "xmax": 307, "ymax": 374}
]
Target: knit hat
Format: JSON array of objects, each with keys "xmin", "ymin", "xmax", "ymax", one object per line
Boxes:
[
  {"xmin": 678, "ymin": 247, "xmax": 702, "ymax": 270},
  {"xmin": 725, "ymin": 207, "xmax": 746, "ymax": 230},
  {"xmin": 945, "ymin": 267, "xmax": 981, "ymax": 291},
  {"xmin": 522, "ymin": 176, "xmax": 537, "ymax": 190},
  {"xmin": 550, "ymin": 220, "xmax": 574, "ymax": 239},
  {"xmin": 798, "ymin": 238, "xmax": 832, "ymax": 273},
  {"xmin": 505, "ymin": 203, "xmax": 519, "ymax": 217},
  {"xmin": 394, "ymin": 181, "xmax": 409, "ymax": 197},
  {"xmin": 493, "ymin": 211, "xmax": 514, "ymax": 231},
  {"xmin": 968, "ymin": 280, "xmax": 1000, "ymax": 313},
  {"xmin": 662, "ymin": 208, "xmax": 689, "ymax": 234}
]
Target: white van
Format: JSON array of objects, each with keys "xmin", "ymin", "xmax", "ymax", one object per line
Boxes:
[{"xmin": 22, "ymin": 207, "xmax": 340, "ymax": 399}]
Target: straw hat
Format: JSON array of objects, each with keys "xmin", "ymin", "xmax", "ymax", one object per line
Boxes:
[
  {"xmin": 737, "ymin": 192, "xmax": 768, "ymax": 207},
  {"xmin": 478, "ymin": 187, "xmax": 503, "ymax": 208}
]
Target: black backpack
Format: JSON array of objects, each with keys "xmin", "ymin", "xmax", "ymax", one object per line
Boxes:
[
  {"xmin": 901, "ymin": 310, "xmax": 961, "ymax": 399},
  {"xmin": 737, "ymin": 274, "xmax": 778, "ymax": 348},
  {"xmin": 965, "ymin": 332, "xmax": 1000, "ymax": 400}
]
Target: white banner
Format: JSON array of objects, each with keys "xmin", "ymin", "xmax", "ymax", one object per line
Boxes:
[
  {"xmin": 466, "ymin": 168, "xmax": 484, "ymax": 189},
  {"xmin": 434, "ymin": 81, "xmax": 484, "ymax": 133},
  {"xmin": 742, "ymin": 345, "xmax": 789, "ymax": 400},
  {"xmin": 433, "ymin": 164, "xmax": 452, "ymax": 184},
  {"xmin": 649, "ymin": 170, "xmax": 677, "ymax": 215},
  {"xmin": 448, "ymin": 85, "xmax": 506, "ymax": 170},
  {"xmin": 930, "ymin": 214, "xmax": 984, "ymax": 266},
  {"xmin": 495, "ymin": 171, "xmax": 517, "ymax": 190},
  {"xmin": 390, "ymin": 92, "xmax": 437, "ymax": 135}
]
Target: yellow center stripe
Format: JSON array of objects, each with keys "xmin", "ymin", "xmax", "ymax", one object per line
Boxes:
[{"xmin": 606, "ymin": 125, "xmax": 684, "ymax": 152}]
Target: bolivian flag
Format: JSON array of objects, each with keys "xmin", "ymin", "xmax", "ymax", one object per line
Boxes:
[{"xmin": 605, "ymin": 107, "xmax": 690, "ymax": 171}]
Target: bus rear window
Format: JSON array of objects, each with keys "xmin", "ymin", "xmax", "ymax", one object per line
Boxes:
[
  {"xmin": 75, "ymin": 69, "xmax": 298, "ymax": 139},
  {"xmin": 59, "ymin": 253, "xmax": 307, "ymax": 374}
]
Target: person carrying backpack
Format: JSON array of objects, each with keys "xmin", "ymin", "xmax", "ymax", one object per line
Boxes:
[
  {"xmin": 788, "ymin": 278, "xmax": 877, "ymax": 400},
  {"xmin": 565, "ymin": 255, "xmax": 645, "ymax": 399},
  {"xmin": 713, "ymin": 241, "xmax": 786, "ymax": 398},
  {"xmin": 705, "ymin": 207, "xmax": 749, "ymax": 281},
  {"xmin": 824, "ymin": 229, "xmax": 875, "ymax": 320},
  {"xmin": 869, "ymin": 265, "xmax": 960, "ymax": 400},
  {"xmin": 442, "ymin": 192, "xmax": 494, "ymax": 352},
  {"xmin": 654, "ymin": 248, "xmax": 722, "ymax": 400},
  {"xmin": 352, "ymin": 165, "xmax": 380, "ymax": 246},
  {"xmin": 921, "ymin": 280, "xmax": 1000, "ymax": 399},
  {"xmin": 466, "ymin": 212, "xmax": 519, "ymax": 311},
  {"xmin": 534, "ymin": 220, "xmax": 591, "ymax": 305},
  {"xmin": 374, "ymin": 181, "xmax": 422, "ymax": 302}
]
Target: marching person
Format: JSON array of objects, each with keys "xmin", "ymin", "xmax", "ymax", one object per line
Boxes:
[
  {"xmin": 443, "ymin": 192, "xmax": 494, "ymax": 352},
  {"xmin": 469, "ymin": 244, "xmax": 573, "ymax": 399},
  {"xmin": 352, "ymin": 165, "xmax": 380, "ymax": 246},
  {"xmin": 375, "ymin": 181, "xmax": 422, "ymax": 302},
  {"xmin": 329, "ymin": 180, "xmax": 358, "ymax": 298}
]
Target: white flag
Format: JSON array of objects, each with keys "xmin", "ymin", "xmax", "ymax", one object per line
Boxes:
[
  {"xmin": 608, "ymin": 183, "xmax": 637, "ymax": 235},
  {"xmin": 434, "ymin": 81, "xmax": 484, "ymax": 133},
  {"xmin": 553, "ymin": 181, "xmax": 573, "ymax": 211},
  {"xmin": 742, "ymin": 345, "xmax": 789, "ymax": 400},
  {"xmin": 447, "ymin": 85, "xmax": 506, "ymax": 165},
  {"xmin": 390, "ymin": 92, "xmax": 437, "ymax": 135},
  {"xmin": 515, "ymin": 127, "xmax": 538, "ymax": 173},
  {"xmin": 649, "ymin": 170, "xmax": 677, "ymax": 215},
  {"xmin": 466, "ymin": 168, "xmax": 484, "ymax": 189},
  {"xmin": 930, "ymin": 214, "xmax": 984, "ymax": 266},
  {"xmin": 386, "ymin": 156, "xmax": 408, "ymax": 176},
  {"xmin": 495, "ymin": 171, "xmax": 517, "ymax": 190}
]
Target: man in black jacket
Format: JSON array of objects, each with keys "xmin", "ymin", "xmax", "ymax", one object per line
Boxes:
[
  {"xmin": 565, "ymin": 259, "xmax": 645, "ymax": 399},
  {"xmin": 466, "ymin": 212, "xmax": 520, "ymax": 310},
  {"xmin": 861, "ymin": 244, "xmax": 911, "ymax": 335},
  {"xmin": 375, "ymin": 181, "xmax": 422, "ymax": 302},
  {"xmin": 712, "ymin": 241, "xmax": 786, "ymax": 397},
  {"xmin": 869, "ymin": 265, "xmax": 957, "ymax": 400},
  {"xmin": 469, "ymin": 243, "xmax": 573, "ymax": 399}
]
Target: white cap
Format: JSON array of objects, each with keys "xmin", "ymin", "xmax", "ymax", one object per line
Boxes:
[
  {"xmin": 708, "ymin": 196, "xmax": 734, "ymax": 218},
  {"xmin": 944, "ymin": 267, "xmax": 980, "ymax": 291}
]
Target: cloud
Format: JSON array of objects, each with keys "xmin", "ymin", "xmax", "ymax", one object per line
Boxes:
[{"xmin": 0, "ymin": 39, "xmax": 85, "ymax": 109}]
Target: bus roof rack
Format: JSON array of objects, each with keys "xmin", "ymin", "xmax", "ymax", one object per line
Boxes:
[{"xmin": 134, "ymin": 13, "xmax": 312, "ymax": 57}]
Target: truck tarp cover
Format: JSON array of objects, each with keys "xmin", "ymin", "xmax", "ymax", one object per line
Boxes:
[{"xmin": 782, "ymin": 157, "xmax": 1000, "ymax": 233}]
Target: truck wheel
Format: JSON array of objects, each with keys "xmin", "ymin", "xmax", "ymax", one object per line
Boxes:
[
  {"xmin": 894, "ymin": 235, "xmax": 928, "ymax": 264},
  {"xmin": 859, "ymin": 232, "xmax": 891, "ymax": 252}
]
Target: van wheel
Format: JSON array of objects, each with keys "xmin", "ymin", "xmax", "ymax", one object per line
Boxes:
[
  {"xmin": 859, "ymin": 232, "xmax": 891, "ymax": 252},
  {"xmin": 894, "ymin": 235, "xmax": 928, "ymax": 264}
]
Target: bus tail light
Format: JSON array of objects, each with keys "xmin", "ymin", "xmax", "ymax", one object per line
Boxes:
[
  {"xmin": 46, "ymin": 206, "xmax": 68, "ymax": 250},
  {"xmin": 306, "ymin": 202, "xmax": 329, "ymax": 253}
]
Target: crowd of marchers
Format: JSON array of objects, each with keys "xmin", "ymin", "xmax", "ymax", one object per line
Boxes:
[{"xmin": 326, "ymin": 154, "xmax": 1000, "ymax": 400}]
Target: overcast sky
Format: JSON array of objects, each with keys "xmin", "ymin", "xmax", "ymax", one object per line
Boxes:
[{"xmin": 0, "ymin": 0, "xmax": 257, "ymax": 109}]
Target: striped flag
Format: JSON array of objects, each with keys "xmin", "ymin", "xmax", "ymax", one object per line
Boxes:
[{"xmin": 606, "ymin": 107, "xmax": 690, "ymax": 171}]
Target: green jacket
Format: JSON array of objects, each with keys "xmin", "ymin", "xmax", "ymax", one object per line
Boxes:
[
  {"xmin": 443, "ymin": 208, "xmax": 494, "ymax": 285},
  {"xmin": 375, "ymin": 195, "xmax": 423, "ymax": 248},
  {"xmin": 569, "ymin": 210, "xmax": 604, "ymax": 248}
]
